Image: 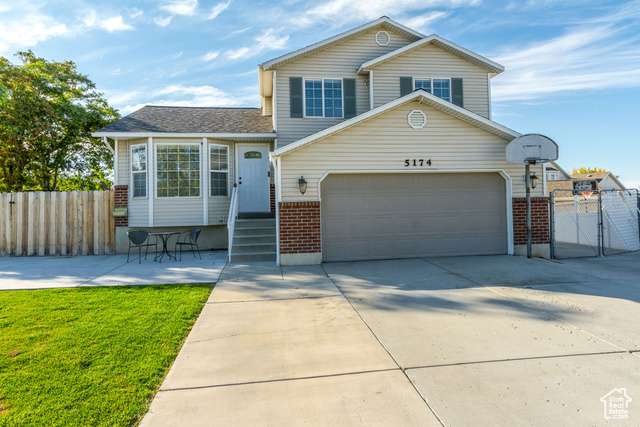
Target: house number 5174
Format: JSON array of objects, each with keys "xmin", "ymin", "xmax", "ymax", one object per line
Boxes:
[{"xmin": 404, "ymin": 159, "xmax": 432, "ymax": 167}]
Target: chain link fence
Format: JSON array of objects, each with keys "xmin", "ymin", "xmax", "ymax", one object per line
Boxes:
[{"xmin": 550, "ymin": 189, "xmax": 639, "ymax": 259}]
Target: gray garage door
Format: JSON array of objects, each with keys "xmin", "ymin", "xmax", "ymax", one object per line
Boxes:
[{"xmin": 321, "ymin": 173, "xmax": 508, "ymax": 262}]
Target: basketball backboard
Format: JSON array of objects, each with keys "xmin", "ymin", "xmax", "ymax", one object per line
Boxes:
[{"xmin": 506, "ymin": 134, "xmax": 558, "ymax": 165}]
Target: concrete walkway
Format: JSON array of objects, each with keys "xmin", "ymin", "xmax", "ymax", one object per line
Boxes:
[
  {"xmin": 0, "ymin": 250, "xmax": 227, "ymax": 290},
  {"xmin": 142, "ymin": 253, "xmax": 640, "ymax": 426}
]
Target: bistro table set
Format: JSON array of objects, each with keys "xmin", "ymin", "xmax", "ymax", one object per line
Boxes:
[{"xmin": 126, "ymin": 228, "xmax": 202, "ymax": 264}]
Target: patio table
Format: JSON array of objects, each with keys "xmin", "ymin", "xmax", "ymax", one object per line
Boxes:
[{"xmin": 149, "ymin": 231, "xmax": 180, "ymax": 263}]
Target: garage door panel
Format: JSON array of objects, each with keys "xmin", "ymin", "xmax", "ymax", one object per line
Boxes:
[{"xmin": 321, "ymin": 173, "xmax": 508, "ymax": 262}]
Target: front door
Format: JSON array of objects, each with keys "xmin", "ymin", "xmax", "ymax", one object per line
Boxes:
[{"xmin": 238, "ymin": 144, "xmax": 270, "ymax": 212}]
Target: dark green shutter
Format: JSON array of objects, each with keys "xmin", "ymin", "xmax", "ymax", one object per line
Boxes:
[
  {"xmin": 290, "ymin": 77, "xmax": 303, "ymax": 118},
  {"xmin": 343, "ymin": 78, "xmax": 356, "ymax": 118},
  {"xmin": 451, "ymin": 78, "xmax": 463, "ymax": 107},
  {"xmin": 400, "ymin": 77, "xmax": 413, "ymax": 96}
]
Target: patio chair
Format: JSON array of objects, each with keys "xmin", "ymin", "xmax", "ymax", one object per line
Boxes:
[
  {"xmin": 176, "ymin": 228, "xmax": 202, "ymax": 261},
  {"xmin": 126, "ymin": 229, "xmax": 157, "ymax": 264}
]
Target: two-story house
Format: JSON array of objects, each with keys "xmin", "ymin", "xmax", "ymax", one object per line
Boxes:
[{"xmin": 94, "ymin": 16, "xmax": 552, "ymax": 265}]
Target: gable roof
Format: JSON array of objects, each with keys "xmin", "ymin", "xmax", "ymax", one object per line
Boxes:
[
  {"xmin": 357, "ymin": 34, "xmax": 504, "ymax": 75},
  {"xmin": 259, "ymin": 16, "xmax": 423, "ymax": 70},
  {"xmin": 93, "ymin": 106, "xmax": 275, "ymax": 140},
  {"xmin": 273, "ymin": 89, "xmax": 520, "ymax": 157},
  {"xmin": 572, "ymin": 172, "xmax": 625, "ymax": 188}
]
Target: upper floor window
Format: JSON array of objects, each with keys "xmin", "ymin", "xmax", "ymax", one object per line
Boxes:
[
  {"xmin": 414, "ymin": 78, "xmax": 451, "ymax": 102},
  {"xmin": 304, "ymin": 78, "xmax": 343, "ymax": 118},
  {"xmin": 156, "ymin": 144, "xmax": 200, "ymax": 198},
  {"xmin": 131, "ymin": 143, "xmax": 147, "ymax": 198},
  {"xmin": 210, "ymin": 145, "xmax": 229, "ymax": 197},
  {"xmin": 546, "ymin": 172, "xmax": 559, "ymax": 181}
]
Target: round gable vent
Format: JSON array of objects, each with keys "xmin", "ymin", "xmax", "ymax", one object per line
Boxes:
[
  {"xmin": 408, "ymin": 110, "xmax": 427, "ymax": 129},
  {"xmin": 375, "ymin": 31, "xmax": 390, "ymax": 46}
]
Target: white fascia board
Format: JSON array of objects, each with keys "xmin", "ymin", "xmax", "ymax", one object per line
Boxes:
[
  {"xmin": 273, "ymin": 90, "xmax": 520, "ymax": 157},
  {"xmin": 357, "ymin": 34, "xmax": 505, "ymax": 75},
  {"xmin": 550, "ymin": 161, "xmax": 572, "ymax": 179},
  {"xmin": 259, "ymin": 17, "xmax": 424, "ymax": 70},
  {"xmin": 607, "ymin": 172, "xmax": 626, "ymax": 189},
  {"xmin": 92, "ymin": 132, "xmax": 277, "ymax": 140}
]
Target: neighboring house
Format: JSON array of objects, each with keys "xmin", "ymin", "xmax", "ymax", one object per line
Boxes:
[
  {"xmin": 94, "ymin": 16, "xmax": 553, "ymax": 264},
  {"xmin": 547, "ymin": 170, "xmax": 626, "ymax": 199}
]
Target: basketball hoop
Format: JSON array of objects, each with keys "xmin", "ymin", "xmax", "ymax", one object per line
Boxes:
[{"xmin": 581, "ymin": 191, "xmax": 594, "ymax": 199}]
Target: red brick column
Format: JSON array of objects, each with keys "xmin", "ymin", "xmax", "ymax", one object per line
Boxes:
[
  {"xmin": 279, "ymin": 201, "xmax": 321, "ymax": 254},
  {"xmin": 270, "ymin": 184, "xmax": 276, "ymax": 213},
  {"xmin": 513, "ymin": 197, "xmax": 549, "ymax": 245},
  {"xmin": 114, "ymin": 185, "xmax": 128, "ymax": 227}
]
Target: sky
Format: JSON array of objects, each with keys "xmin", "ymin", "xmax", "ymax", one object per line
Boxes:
[{"xmin": 1, "ymin": 0, "xmax": 639, "ymax": 188}]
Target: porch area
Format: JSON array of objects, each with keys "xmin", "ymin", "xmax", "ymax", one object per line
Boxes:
[{"xmin": 0, "ymin": 250, "xmax": 227, "ymax": 290}]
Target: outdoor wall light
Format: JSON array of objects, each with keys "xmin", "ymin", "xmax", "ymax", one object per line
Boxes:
[
  {"xmin": 530, "ymin": 172, "xmax": 539, "ymax": 189},
  {"xmin": 298, "ymin": 176, "xmax": 307, "ymax": 195}
]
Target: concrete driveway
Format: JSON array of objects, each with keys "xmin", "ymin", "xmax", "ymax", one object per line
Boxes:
[
  {"xmin": 142, "ymin": 253, "xmax": 640, "ymax": 426},
  {"xmin": 0, "ymin": 250, "xmax": 227, "ymax": 290}
]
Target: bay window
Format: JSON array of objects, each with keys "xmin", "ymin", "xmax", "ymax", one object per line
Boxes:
[{"xmin": 131, "ymin": 143, "xmax": 147, "ymax": 198}]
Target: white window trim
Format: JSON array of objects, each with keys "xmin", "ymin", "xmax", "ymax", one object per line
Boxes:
[
  {"xmin": 413, "ymin": 77, "xmax": 452, "ymax": 102},
  {"xmin": 130, "ymin": 142, "xmax": 148, "ymax": 199},
  {"xmin": 209, "ymin": 143, "xmax": 231, "ymax": 198},
  {"xmin": 154, "ymin": 141, "xmax": 202, "ymax": 199},
  {"xmin": 302, "ymin": 77, "xmax": 344, "ymax": 119}
]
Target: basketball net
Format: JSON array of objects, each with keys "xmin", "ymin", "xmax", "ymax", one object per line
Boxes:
[{"xmin": 581, "ymin": 191, "xmax": 594, "ymax": 200}]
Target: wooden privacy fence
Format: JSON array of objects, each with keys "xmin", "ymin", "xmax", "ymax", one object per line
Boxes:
[{"xmin": 0, "ymin": 190, "xmax": 115, "ymax": 256}]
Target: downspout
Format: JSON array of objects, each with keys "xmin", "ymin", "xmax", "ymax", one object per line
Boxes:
[
  {"xmin": 102, "ymin": 136, "xmax": 115, "ymax": 154},
  {"xmin": 274, "ymin": 155, "xmax": 282, "ymax": 266}
]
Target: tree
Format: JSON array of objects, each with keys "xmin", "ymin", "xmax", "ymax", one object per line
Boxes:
[
  {"xmin": 0, "ymin": 51, "xmax": 119, "ymax": 192},
  {"xmin": 572, "ymin": 166, "xmax": 606, "ymax": 175}
]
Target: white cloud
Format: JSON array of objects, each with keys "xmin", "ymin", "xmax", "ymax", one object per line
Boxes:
[
  {"xmin": 492, "ymin": 23, "xmax": 640, "ymax": 101},
  {"xmin": 0, "ymin": 14, "xmax": 68, "ymax": 54},
  {"xmin": 226, "ymin": 46, "xmax": 250, "ymax": 60},
  {"xmin": 224, "ymin": 28, "xmax": 289, "ymax": 60},
  {"xmin": 82, "ymin": 11, "xmax": 133, "ymax": 32},
  {"xmin": 296, "ymin": 0, "xmax": 479, "ymax": 27},
  {"xmin": 128, "ymin": 8, "xmax": 144, "ymax": 19},
  {"xmin": 161, "ymin": 0, "xmax": 198, "ymax": 16},
  {"xmin": 154, "ymin": 16, "xmax": 173, "ymax": 27},
  {"xmin": 208, "ymin": 0, "xmax": 231, "ymax": 20},
  {"xmin": 153, "ymin": 84, "xmax": 253, "ymax": 107},
  {"xmin": 202, "ymin": 51, "xmax": 220, "ymax": 61},
  {"xmin": 399, "ymin": 11, "xmax": 449, "ymax": 33}
]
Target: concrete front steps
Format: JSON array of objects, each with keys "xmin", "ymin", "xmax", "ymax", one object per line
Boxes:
[{"xmin": 230, "ymin": 213, "xmax": 276, "ymax": 262}]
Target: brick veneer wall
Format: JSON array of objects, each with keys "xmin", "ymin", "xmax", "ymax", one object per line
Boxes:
[
  {"xmin": 114, "ymin": 185, "xmax": 128, "ymax": 227},
  {"xmin": 279, "ymin": 201, "xmax": 321, "ymax": 254},
  {"xmin": 513, "ymin": 197, "xmax": 549, "ymax": 245},
  {"xmin": 270, "ymin": 184, "xmax": 276, "ymax": 213}
]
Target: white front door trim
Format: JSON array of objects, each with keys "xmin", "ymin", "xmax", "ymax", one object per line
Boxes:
[{"xmin": 236, "ymin": 143, "xmax": 270, "ymax": 212}]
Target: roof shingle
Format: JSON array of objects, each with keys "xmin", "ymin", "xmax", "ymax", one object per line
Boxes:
[{"xmin": 96, "ymin": 106, "xmax": 274, "ymax": 134}]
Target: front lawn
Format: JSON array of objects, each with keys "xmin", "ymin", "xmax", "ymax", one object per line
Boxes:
[{"xmin": 0, "ymin": 284, "xmax": 213, "ymax": 426}]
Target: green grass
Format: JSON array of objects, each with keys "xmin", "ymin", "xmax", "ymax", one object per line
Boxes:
[{"xmin": 0, "ymin": 284, "xmax": 213, "ymax": 427}]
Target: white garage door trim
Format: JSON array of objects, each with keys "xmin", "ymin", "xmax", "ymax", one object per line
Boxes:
[{"xmin": 318, "ymin": 169, "xmax": 514, "ymax": 256}]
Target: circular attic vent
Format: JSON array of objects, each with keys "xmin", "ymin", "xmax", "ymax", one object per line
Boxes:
[
  {"xmin": 375, "ymin": 31, "xmax": 390, "ymax": 46},
  {"xmin": 408, "ymin": 110, "xmax": 427, "ymax": 129}
]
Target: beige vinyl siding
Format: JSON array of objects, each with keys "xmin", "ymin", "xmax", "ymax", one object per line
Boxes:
[
  {"xmin": 263, "ymin": 96, "xmax": 273, "ymax": 116},
  {"xmin": 371, "ymin": 44, "xmax": 491, "ymax": 118},
  {"xmin": 279, "ymin": 99, "xmax": 543, "ymax": 200},
  {"xmin": 207, "ymin": 139, "xmax": 234, "ymax": 223},
  {"xmin": 116, "ymin": 139, "xmax": 130, "ymax": 185},
  {"xmin": 275, "ymin": 28, "xmax": 414, "ymax": 147},
  {"xmin": 125, "ymin": 139, "xmax": 150, "ymax": 226}
]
